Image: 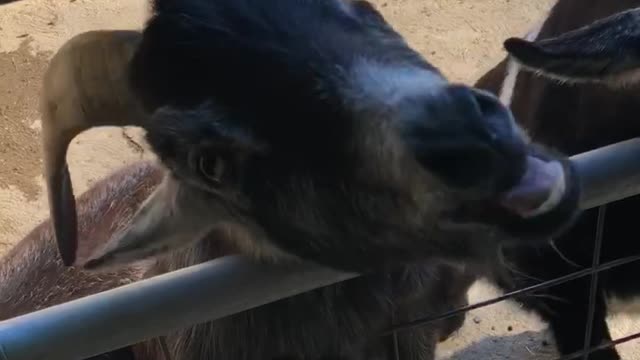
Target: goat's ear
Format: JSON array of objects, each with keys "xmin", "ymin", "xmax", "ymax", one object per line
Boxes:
[
  {"xmin": 83, "ymin": 175, "xmax": 220, "ymax": 270},
  {"xmin": 504, "ymin": 8, "xmax": 640, "ymax": 86}
]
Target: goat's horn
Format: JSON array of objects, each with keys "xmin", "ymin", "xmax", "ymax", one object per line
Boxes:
[
  {"xmin": 40, "ymin": 31, "xmax": 145, "ymax": 266},
  {"xmin": 42, "ymin": 125, "xmax": 78, "ymax": 267},
  {"xmin": 41, "ymin": 102, "xmax": 145, "ymax": 266}
]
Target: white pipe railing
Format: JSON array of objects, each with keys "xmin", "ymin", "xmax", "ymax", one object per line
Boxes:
[
  {"xmin": 0, "ymin": 256, "xmax": 357, "ymax": 360},
  {"xmin": 1, "ymin": 138, "xmax": 640, "ymax": 360},
  {"xmin": 573, "ymin": 138, "xmax": 640, "ymax": 209}
]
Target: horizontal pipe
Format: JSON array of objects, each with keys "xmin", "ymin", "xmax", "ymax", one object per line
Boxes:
[
  {"xmin": 1, "ymin": 138, "xmax": 640, "ymax": 360},
  {"xmin": 0, "ymin": 256, "xmax": 357, "ymax": 360},
  {"xmin": 572, "ymin": 138, "xmax": 640, "ymax": 209}
]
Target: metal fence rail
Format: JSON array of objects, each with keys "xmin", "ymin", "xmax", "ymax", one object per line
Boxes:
[
  {"xmin": 2, "ymin": 138, "xmax": 640, "ymax": 360},
  {"xmin": 573, "ymin": 138, "xmax": 640, "ymax": 209},
  {"xmin": 0, "ymin": 257, "xmax": 357, "ymax": 360}
]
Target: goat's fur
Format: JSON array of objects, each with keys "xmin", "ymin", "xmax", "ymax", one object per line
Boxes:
[{"xmin": 475, "ymin": 1, "xmax": 640, "ymax": 359}]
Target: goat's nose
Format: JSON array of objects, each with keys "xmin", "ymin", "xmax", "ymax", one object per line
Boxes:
[
  {"xmin": 467, "ymin": 86, "xmax": 521, "ymax": 141},
  {"xmin": 442, "ymin": 85, "xmax": 517, "ymax": 134},
  {"xmin": 437, "ymin": 85, "xmax": 513, "ymax": 134},
  {"xmin": 444, "ymin": 84, "xmax": 526, "ymax": 152},
  {"xmin": 468, "ymin": 87, "xmax": 505, "ymax": 117},
  {"xmin": 468, "ymin": 86, "xmax": 529, "ymax": 192},
  {"xmin": 439, "ymin": 85, "xmax": 529, "ymax": 192}
]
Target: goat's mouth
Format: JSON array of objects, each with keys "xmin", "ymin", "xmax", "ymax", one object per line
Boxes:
[
  {"xmin": 445, "ymin": 151, "xmax": 580, "ymax": 243},
  {"xmin": 499, "ymin": 156, "xmax": 566, "ymax": 218}
]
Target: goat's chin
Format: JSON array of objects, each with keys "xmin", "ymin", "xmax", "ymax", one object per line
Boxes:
[
  {"xmin": 499, "ymin": 157, "xmax": 566, "ymax": 218},
  {"xmin": 447, "ymin": 161, "xmax": 581, "ymax": 244}
]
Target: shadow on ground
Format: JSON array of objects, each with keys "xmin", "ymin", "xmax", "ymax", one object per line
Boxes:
[{"xmin": 439, "ymin": 331, "xmax": 557, "ymax": 360}]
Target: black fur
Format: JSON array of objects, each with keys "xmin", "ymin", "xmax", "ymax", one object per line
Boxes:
[{"xmin": 149, "ymin": 244, "xmax": 476, "ymax": 359}]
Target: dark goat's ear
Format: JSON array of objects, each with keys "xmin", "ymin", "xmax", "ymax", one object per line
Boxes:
[{"xmin": 505, "ymin": 8, "xmax": 640, "ymax": 86}]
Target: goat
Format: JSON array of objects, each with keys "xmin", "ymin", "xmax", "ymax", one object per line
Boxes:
[
  {"xmin": 475, "ymin": 2, "xmax": 640, "ymax": 359},
  {"xmin": 13, "ymin": 0, "xmax": 584, "ymax": 358}
]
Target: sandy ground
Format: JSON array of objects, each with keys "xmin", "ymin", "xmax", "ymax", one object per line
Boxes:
[{"xmin": 0, "ymin": 0, "xmax": 639, "ymax": 358}]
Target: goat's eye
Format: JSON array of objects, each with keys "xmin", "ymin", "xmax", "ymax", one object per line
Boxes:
[{"xmin": 198, "ymin": 155, "xmax": 224, "ymax": 185}]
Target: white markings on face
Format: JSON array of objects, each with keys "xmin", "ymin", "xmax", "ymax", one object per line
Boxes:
[
  {"xmin": 497, "ymin": 12, "xmax": 552, "ymax": 143},
  {"xmin": 499, "ymin": 57, "xmax": 522, "ymax": 108},
  {"xmin": 500, "ymin": 19, "xmax": 546, "ymax": 107},
  {"xmin": 348, "ymin": 58, "xmax": 447, "ymax": 110}
]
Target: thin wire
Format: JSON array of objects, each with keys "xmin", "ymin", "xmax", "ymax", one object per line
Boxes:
[
  {"xmin": 556, "ymin": 331, "xmax": 640, "ymax": 360},
  {"xmin": 382, "ymin": 253, "xmax": 640, "ymax": 336},
  {"xmin": 582, "ymin": 205, "xmax": 607, "ymax": 360}
]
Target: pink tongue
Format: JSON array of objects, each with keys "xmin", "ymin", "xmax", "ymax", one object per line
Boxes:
[{"xmin": 500, "ymin": 156, "xmax": 565, "ymax": 218}]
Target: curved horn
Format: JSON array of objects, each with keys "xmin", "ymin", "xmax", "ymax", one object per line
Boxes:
[
  {"xmin": 40, "ymin": 31, "xmax": 145, "ymax": 266},
  {"xmin": 42, "ymin": 123, "xmax": 78, "ymax": 267}
]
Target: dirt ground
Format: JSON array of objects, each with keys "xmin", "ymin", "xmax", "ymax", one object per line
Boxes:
[{"xmin": 0, "ymin": 0, "xmax": 638, "ymax": 358}]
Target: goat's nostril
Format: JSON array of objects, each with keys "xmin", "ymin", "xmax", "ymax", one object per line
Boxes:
[
  {"xmin": 469, "ymin": 88, "xmax": 505, "ymax": 119},
  {"xmin": 444, "ymin": 85, "xmax": 510, "ymax": 126},
  {"xmin": 469, "ymin": 87, "xmax": 521, "ymax": 142},
  {"xmin": 445, "ymin": 85, "xmax": 482, "ymax": 114}
]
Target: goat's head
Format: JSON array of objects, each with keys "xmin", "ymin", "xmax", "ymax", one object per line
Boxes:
[
  {"xmin": 44, "ymin": 0, "xmax": 581, "ymax": 270},
  {"xmin": 504, "ymin": 7, "xmax": 640, "ymax": 88}
]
